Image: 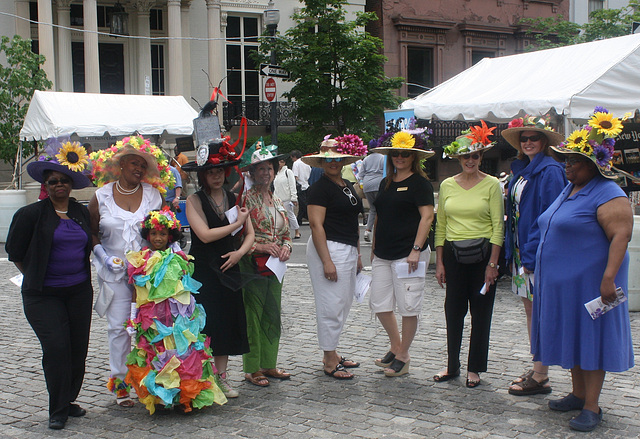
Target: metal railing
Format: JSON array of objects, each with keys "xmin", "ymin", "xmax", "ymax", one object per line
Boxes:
[{"xmin": 222, "ymin": 101, "xmax": 298, "ymax": 128}]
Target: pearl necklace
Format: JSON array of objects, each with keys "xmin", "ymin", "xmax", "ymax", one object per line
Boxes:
[
  {"xmin": 115, "ymin": 180, "xmax": 141, "ymax": 195},
  {"xmin": 55, "ymin": 209, "xmax": 68, "ymax": 214}
]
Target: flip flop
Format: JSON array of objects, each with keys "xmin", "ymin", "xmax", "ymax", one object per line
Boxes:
[
  {"xmin": 261, "ymin": 368, "xmax": 291, "ymax": 380},
  {"xmin": 324, "ymin": 363, "xmax": 354, "ymax": 380},
  {"xmin": 339, "ymin": 356, "xmax": 360, "ymax": 368},
  {"xmin": 245, "ymin": 372, "xmax": 270, "ymax": 387}
]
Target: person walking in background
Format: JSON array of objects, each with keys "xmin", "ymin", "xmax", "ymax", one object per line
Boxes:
[
  {"xmin": 274, "ymin": 157, "xmax": 301, "ymax": 239},
  {"xmin": 360, "ymin": 151, "xmax": 385, "ymax": 242},
  {"xmin": 172, "ymin": 145, "xmax": 191, "ymax": 195},
  {"xmin": 500, "ymin": 115, "xmax": 566, "ymax": 396},
  {"xmin": 434, "ymin": 122, "xmax": 504, "ymax": 389},
  {"xmin": 291, "ymin": 150, "xmax": 311, "ymax": 225},
  {"xmin": 165, "ymin": 165, "xmax": 183, "ymax": 212}
]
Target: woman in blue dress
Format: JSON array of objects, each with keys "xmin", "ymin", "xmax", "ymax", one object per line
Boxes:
[{"xmin": 531, "ymin": 108, "xmax": 634, "ymax": 432}]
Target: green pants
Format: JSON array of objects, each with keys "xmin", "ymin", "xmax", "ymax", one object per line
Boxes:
[{"xmin": 240, "ymin": 256, "xmax": 283, "ymax": 373}]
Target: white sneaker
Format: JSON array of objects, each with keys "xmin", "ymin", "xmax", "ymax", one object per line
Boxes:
[
  {"xmin": 215, "ymin": 372, "xmax": 239, "ymax": 398},
  {"xmin": 364, "ymin": 230, "xmax": 371, "ymax": 242}
]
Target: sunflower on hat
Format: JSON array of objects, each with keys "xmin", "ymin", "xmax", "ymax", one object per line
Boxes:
[{"xmin": 369, "ymin": 117, "xmax": 434, "ymax": 159}]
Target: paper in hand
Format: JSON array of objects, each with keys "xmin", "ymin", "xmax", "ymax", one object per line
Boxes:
[
  {"xmin": 584, "ymin": 287, "xmax": 626, "ymax": 320},
  {"xmin": 355, "ymin": 273, "xmax": 371, "ymax": 303},
  {"xmin": 265, "ymin": 256, "xmax": 287, "ymax": 283},
  {"xmin": 224, "ymin": 205, "xmax": 244, "ymax": 236},
  {"xmin": 395, "ymin": 261, "xmax": 427, "ymax": 279}
]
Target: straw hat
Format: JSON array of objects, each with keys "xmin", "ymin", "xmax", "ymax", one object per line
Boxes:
[
  {"xmin": 301, "ymin": 135, "xmax": 366, "ymax": 168},
  {"xmin": 27, "ymin": 138, "xmax": 91, "ymax": 189},
  {"xmin": 443, "ymin": 120, "xmax": 496, "ymax": 158},
  {"xmin": 501, "ymin": 115, "xmax": 564, "ymax": 152}
]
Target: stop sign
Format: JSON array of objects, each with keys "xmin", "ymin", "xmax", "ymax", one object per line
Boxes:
[{"xmin": 265, "ymin": 77, "xmax": 276, "ymax": 102}]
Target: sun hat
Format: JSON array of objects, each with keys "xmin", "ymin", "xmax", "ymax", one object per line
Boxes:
[
  {"xmin": 239, "ymin": 139, "xmax": 287, "ymax": 172},
  {"xmin": 301, "ymin": 134, "xmax": 367, "ymax": 168},
  {"xmin": 443, "ymin": 120, "xmax": 496, "ymax": 158},
  {"xmin": 369, "ymin": 117, "xmax": 434, "ymax": 159},
  {"xmin": 90, "ymin": 135, "xmax": 175, "ymax": 195},
  {"xmin": 501, "ymin": 115, "xmax": 564, "ymax": 152},
  {"xmin": 551, "ymin": 106, "xmax": 631, "ymax": 180},
  {"xmin": 27, "ymin": 136, "xmax": 92, "ymax": 189}
]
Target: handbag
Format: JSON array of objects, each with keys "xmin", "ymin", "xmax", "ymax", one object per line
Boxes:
[
  {"xmin": 253, "ymin": 253, "xmax": 274, "ymax": 276},
  {"xmin": 450, "ymin": 238, "xmax": 490, "ymax": 264}
]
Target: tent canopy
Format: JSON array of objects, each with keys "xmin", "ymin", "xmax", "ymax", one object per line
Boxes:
[
  {"xmin": 20, "ymin": 91, "xmax": 198, "ymax": 141},
  {"xmin": 401, "ymin": 33, "xmax": 640, "ymax": 123}
]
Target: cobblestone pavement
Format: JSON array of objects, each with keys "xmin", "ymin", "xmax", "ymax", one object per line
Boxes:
[{"xmin": 1, "ymin": 257, "xmax": 639, "ymax": 438}]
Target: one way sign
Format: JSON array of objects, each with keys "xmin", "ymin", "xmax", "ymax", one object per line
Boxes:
[{"xmin": 260, "ymin": 64, "xmax": 290, "ymax": 79}]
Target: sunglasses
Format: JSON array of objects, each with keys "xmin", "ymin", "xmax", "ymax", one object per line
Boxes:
[
  {"xmin": 520, "ymin": 134, "xmax": 543, "ymax": 143},
  {"xmin": 389, "ymin": 151, "xmax": 412, "ymax": 158},
  {"xmin": 46, "ymin": 178, "xmax": 72, "ymax": 186},
  {"xmin": 325, "ymin": 157, "xmax": 345, "ymax": 163},
  {"xmin": 564, "ymin": 156, "xmax": 583, "ymax": 166},
  {"xmin": 461, "ymin": 153, "xmax": 481, "ymax": 160},
  {"xmin": 342, "ymin": 186, "xmax": 358, "ymax": 206}
]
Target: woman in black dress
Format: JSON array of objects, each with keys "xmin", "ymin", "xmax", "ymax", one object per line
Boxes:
[{"xmin": 185, "ymin": 141, "xmax": 255, "ymax": 399}]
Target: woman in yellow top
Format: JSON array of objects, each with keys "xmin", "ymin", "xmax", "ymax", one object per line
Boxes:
[{"xmin": 433, "ymin": 122, "xmax": 504, "ymax": 388}]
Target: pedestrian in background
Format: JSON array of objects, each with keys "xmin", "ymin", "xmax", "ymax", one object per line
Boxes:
[
  {"xmin": 274, "ymin": 156, "xmax": 301, "ymax": 239},
  {"xmin": 360, "ymin": 151, "xmax": 385, "ymax": 242},
  {"xmin": 291, "ymin": 150, "xmax": 311, "ymax": 225}
]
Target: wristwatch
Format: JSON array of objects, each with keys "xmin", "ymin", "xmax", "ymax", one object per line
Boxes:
[
  {"xmin": 412, "ymin": 244, "xmax": 421, "ymax": 251},
  {"xmin": 488, "ymin": 262, "xmax": 499, "ymax": 269}
]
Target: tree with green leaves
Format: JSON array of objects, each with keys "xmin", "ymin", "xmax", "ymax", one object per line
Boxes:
[
  {"xmin": 0, "ymin": 35, "xmax": 52, "ymax": 168},
  {"xmin": 261, "ymin": 0, "xmax": 404, "ymax": 136},
  {"xmin": 521, "ymin": 0, "xmax": 640, "ymax": 50}
]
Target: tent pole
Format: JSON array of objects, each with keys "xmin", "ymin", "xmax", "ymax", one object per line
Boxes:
[{"xmin": 18, "ymin": 141, "xmax": 23, "ymax": 190}]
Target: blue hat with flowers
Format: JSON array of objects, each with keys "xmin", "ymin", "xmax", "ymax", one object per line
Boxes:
[
  {"xmin": 369, "ymin": 117, "xmax": 434, "ymax": 159},
  {"xmin": 27, "ymin": 136, "xmax": 92, "ymax": 189}
]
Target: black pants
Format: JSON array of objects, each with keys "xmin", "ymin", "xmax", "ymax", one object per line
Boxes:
[
  {"xmin": 23, "ymin": 279, "xmax": 93, "ymax": 421},
  {"xmin": 296, "ymin": 188, "xmax": 308, "ymax": 223},
  {"xmin": 443, "ymin": 242, "xmax": 496, "ymax": 374}
]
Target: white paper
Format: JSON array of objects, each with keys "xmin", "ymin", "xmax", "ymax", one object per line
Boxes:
[
  {"xmin": 518, "ymin": 266, "xmax": 525, "ymax": 275},
  {"xmin": 584, "ymin": 287, "xmax": 627, "ymax": 320},
  {"xmin": 479, "ymin": 283, "xmax": 488, "ymax": 296},
  {"xmin": 355, "ymin": 273, "xmax": 372, "ymax": 303},
  {"xmin": 395, "ymin": 261, "xmax": 427, "ymax": 279},
  {"xmin": 265, "ymin": 255, "xmax": 287, "ymax": 283},
  {"xmin": 224, "ymin": 205, "xmax": 243, "ymax": 236},
  {"xmin": 10, "ymin": 273, "xmax": 23, "ymax": 287}
]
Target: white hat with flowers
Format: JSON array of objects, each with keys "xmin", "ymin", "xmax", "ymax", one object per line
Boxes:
[
  {"xmin": 443, "ymin": 120, "xmax": 496, "ymax": 158},
  {"xmin": 301, "ymin": 134, "xmax": 367, "ymax": 168},
  {"xmin": 501, "ymin": 114, "xmax": 564, "ymax": 152},
  {"xmin": 551, "ymin": 106, "xmax": 631, "ymax": 180},
  {"xmin": 369, "ymin": 117, "xmax": 434, "ymax": 159}
]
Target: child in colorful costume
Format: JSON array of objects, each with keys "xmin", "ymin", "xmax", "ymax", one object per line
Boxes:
[{"xmin": 124, "ymin": 207, "xmax": 227, "ymax": 414}]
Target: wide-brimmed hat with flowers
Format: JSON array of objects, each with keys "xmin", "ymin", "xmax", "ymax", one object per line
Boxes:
[
  {"xmin": 370, "ymin": 118, "xmax": 434, "ymax": 159},
  {"xmin": 27, "ymin": 136, "xmax": 92, "ymax": 189},
  {"xmin": 443, "ymin": 120, "xmax": 496, "ymax": 158},
  {"xmin": 501, "ymin": 115, "xmax": 564, "ymax": 152},
  {"xmin": 301, "ymin": 134, "xmax": 367, "ymax": 168},
  {"xmin": 90, "ymin": 135, "xmax": 175, "ymax": 195},
  {"xmin": 551, "ymin": 106, "xmax": 630, "ymax": 180}
]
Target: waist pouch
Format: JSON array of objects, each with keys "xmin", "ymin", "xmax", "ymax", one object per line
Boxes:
[{"xmin": 450, "ymin": 238, "xmax": 490, "ymax": 264}]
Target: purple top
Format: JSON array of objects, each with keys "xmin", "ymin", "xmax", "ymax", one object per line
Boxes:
[{"xmin": 44, "ymin": 219, "xmax": 89, "ymax": 287}]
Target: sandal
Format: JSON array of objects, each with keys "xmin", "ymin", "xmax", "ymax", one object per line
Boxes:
[
  {"xmin": 510, "ymin": 369, "xmax": 534, "ymax": 386},
  {"xmin": 116, "ymin": 396, "xmax": 135, "ymax": 407},
  {"xmin": 466, "ymin": 374, "xmax": 481, "ymax": 388},
  {"xmin": 374, "ymin": 351, "xmax": 395, "ymax": 368},
  {"xmin": 261, "ymin": 368, "xmax": 291, "ymax": 380},
  {"xmin": 324, "ymin": 363, "xmax": 354, "ymax": 380},
  {"xmin": 384, "ymin": 359, "xmax": 409, "ymax": 377},
  {"xmin": 339, "ymin": 356, "xmax": 360, "ymax": 368},
  {"xmin": 433, "ymin": 369, "xmax": 460, "ymax": 382},
  {"xmin": 508, "ymin": 376, "xmax": 552, "ymax": 396},
  {"xmin": 245, "ymin": 372, "xmax": 270, "ymax": 387}
]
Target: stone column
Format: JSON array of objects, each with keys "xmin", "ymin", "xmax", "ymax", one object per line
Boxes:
[
  {"xmin": 181, "ymin": 0, "xmax": 192, "ymax": 98},
  {"xmin": 83, "ymin": 0, "xmax": 100, "ymax": 93},
  {"xmin": 14, "ymin": 0, "xmax": 31, "ymax": 39},
  {"xmin": 37, "ymin": 0, "xmax": 56, "ymax": 90},
  {"xmin": 167, "ymin": 0, "xmax": 183, "ymax": 96},
  {"xmin": 56, "ymin": 0, "xmax": 73, "ymax": 92},
  {"xmin": 205, "ymin": 0, "xmax": 224, "ymax": 95},
  {"xmin": 134, "ymin": 0, "xmax": 153, "ymax": 95}
]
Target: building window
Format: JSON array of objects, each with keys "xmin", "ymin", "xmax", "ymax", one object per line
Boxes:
[
  {"xmin": 151, "ymin": 45, "xmax": 165, "ymax": 96},
  {"xmin": 150, "ymin": 9, "xmax": 164, "ymax": 31},
  {"xmin": 472, "ymin": 50, "xmax": 494, "ymax": 65},
  {"xmin": 70, "ymin": 4, "xmax": 83, "ymax": 26},
  {"xmin": 588, "ymin": 0, "xmax": 605, "ymax": 16},
  {"xmin": 29, "ymin": 1, "xmax": 37, "ymax": 21},
  {"xmin": 407, "ymin": 47, "xmax": 433, "ymax": 98},
  {"xmin": 226, "ymin": 16, "xmax": 260, "ymax": 119}
]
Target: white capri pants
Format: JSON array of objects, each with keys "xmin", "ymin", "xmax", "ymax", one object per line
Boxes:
[
  {"xmin": 369, "ymin": 250, "xmax": 429, "ymax": 316},
  {"xmin": 98, "ymin": 277, "xmax": 134, "ymax": 380},
  {"xmin": 306, "ymin": 238, "xmax": 357, "ymax": 351},
  {"xmin": 284, "ymin": 201, "xmax": 299, "ymax": 231}
]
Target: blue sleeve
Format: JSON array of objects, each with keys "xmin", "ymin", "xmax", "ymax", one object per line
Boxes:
[{"xmin": 521, "ymin": 166, "xmax": 566, "ymax": 271}]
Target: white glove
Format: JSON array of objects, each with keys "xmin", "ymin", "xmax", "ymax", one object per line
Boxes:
[
  {"xmin": 93, "ymin": 244, "xmax": 126, "ymax": 273},
  {"xmin": 126, "ymin": 303, "xmax": 137, "ymax": 336},
  {"xmin": 170, "ymin": 241, "xmax": 182, "ymax": 253}
]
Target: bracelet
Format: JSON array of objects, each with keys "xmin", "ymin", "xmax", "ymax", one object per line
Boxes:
[
  {"xmin": 488, "ymin": 262, "xmax": 499, "ymax": 269},
  {"xmin": 283, "ymin": 243, "xmax": 292, "ymax": 252}
]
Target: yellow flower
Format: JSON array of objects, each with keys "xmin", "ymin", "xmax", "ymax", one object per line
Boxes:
[
  {"xmin": 566, "ymin": 129, "xmax": 589, "ymax": 150},
  {"xmin": 56, "ymin": 141, "xmax": 89, "ymax": 172},
  {"xmin": 391, "ymin": 131, "xmax": 415, "ymax": 149},
  {"xmin": 588, "ymin": 112, "xmax": 623, "ymax": 137},
  {"xmin": 580, "ymin": 143, "xmax": 593, "ymax": 156}
]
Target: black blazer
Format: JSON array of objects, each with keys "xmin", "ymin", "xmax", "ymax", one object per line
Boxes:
[{"xmin": 5, "ymin": 197, "xmax": 92, "ymax": 293}]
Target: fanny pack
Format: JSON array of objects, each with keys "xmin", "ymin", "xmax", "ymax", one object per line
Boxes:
[{"xmin": 450, "ymin": 238, "xmax": 490, "ymax": 265}]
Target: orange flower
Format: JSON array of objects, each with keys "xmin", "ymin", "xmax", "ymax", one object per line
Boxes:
[{"xmin": 465, "ymin": 120, "xmax": 496, "ymax": 146}]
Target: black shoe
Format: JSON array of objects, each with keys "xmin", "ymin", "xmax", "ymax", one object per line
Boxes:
[
  {"xmin": 49, "ymin": 418, "xmax": 66, "ymax": 430},
  {"xmin": 68, "ymin": 403, "xmax": 86, "ymax": 417}
]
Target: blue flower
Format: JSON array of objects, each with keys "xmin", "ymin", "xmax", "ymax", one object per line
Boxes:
[{"xmin": 594, "ymin": 106, "xmax": 609, "ymax": 114}]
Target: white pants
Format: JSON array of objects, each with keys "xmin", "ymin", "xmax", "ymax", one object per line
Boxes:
[
  {"xmin": 307, "ymin": 238, "xmax": 357, "ymax": 351},
  {"xmin": 99, "ymin": 277, "xmax": 134, "ymax": 380},
  {"xmin": 284, "ymin": 201, "xmax": 299, "ymax": 231}
]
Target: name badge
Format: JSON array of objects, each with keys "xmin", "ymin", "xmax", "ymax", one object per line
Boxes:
[{"xmin": 396, "ymin": 187, "xmax": 408, "ymax": 191}]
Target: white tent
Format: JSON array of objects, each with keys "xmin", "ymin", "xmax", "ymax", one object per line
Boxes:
[
  {"xmin": 401, "ymin": 33, "xmax": 640, "ymax": 123},
  {"xmin": 20, "ymin": 91, "xmax": 198, "ymax": 140}
]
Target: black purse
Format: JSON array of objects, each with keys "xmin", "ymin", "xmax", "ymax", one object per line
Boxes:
[{"xmin": 450, "ymin": 238, "xmax": 490, "ymax": 264}]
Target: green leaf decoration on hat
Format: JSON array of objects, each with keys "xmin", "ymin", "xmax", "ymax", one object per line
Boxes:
[{"xmin": 238, "ymin": 137, "xmax": 264, "ymax": 169}]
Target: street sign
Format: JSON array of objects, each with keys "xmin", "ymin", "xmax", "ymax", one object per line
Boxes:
[
  {"xmin": 265, "ymin": 78, "xmax": 276, "ymax": 102},
  {"xmin": 260, "ymin": 63, "xmax": 290, "ymax": 78}
]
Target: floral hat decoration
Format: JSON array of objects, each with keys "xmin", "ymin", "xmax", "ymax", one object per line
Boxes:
[
  {"xmin": 443, "ymin": 120, "xmax": 496, "ymax": 158},
  {"xmin": 301, "ymin": 134, "xmax": 367, "ymax": 168},
  {"xmin": 551, "ymin": 106, "xmax": 631, "ymax": 180},
  {"xmin": 141, "ymin": 206, "xmax": 181, "ymax": 232},
  {"xmin": 501, "ymin": 114, "xmax": 564, "ymax": 152},
  {"xmin": 369, "ymin": 117, "xmax": 434, "ymax": 159},
  {"xmin": 90, "ymin": 135, "xmax": 175, "ymax": 195},
  {"xmin": 27, "ymin": 136, "xmax": 92, "ymax": 189}
]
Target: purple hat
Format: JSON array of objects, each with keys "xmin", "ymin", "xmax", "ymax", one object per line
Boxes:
[{"xmin": 27, "ymin": 137, "xmax": 91, "ymax": 189}]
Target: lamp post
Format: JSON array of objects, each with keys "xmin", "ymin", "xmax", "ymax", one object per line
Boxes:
[
  {"xmin": 110, "ymin": 1, "xmax": 129, "ymax": 36},
  {"xmin": 263, "ymin": 1, "xmax": 280, "ymax": 147}
]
